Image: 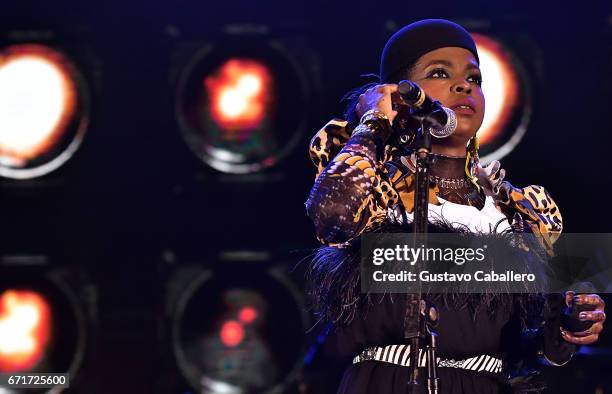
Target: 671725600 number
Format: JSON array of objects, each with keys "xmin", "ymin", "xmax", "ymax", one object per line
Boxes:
[{"xmin": 0, "ymin": 373, "xmax": 69, "ymax": 388}]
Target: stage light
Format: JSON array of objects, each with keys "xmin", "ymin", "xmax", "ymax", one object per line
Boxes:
[
  {"xmin": 473, "ymin": 33, "xmax": 531, "ymax": 163},
  {"xmin": 0, "ymin": 290, "xmax": 52, "ymax": 372},
  {"xmin": 175, "ymin": 40, "xmax": 310, "ymax": 174},
  {"xmin": 238, "ymin": 306, "xmax": 257, "ymax": 324},
  {"xmin": 0, "ymin": 268, "xmax": 88, "ymax": 392},
  {"xmin": 206, "ymin": 59, "xmax": 272, "ymax": 130},
  {"xmin": 219, "ymin": 320, "xmax": 244, "ymax": 348},
  {"xmin": 0, "ymin": 44, "xmax": 90, "ymax": 179},
  {"xmin": 171, "ymin": 267, "xmax": 307, "ymax": 393}
]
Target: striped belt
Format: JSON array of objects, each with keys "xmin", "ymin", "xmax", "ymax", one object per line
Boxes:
[{"xmin": 352, "ymin": 345, "xmax": 503, "ymax": 374}]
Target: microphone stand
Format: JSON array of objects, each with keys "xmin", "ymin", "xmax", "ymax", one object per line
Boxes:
[{"xmin": 405, "ymin": 116, "xmax": 439, "ymax": 394}]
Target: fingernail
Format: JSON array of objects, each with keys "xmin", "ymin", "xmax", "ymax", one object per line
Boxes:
[{"xmin": 579, "ymin": 312, "xmax": 588, "ymax": 321}]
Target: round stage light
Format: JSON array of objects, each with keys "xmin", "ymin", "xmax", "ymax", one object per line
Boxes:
[
  {"xmin": 219, "ymin": 320, "xmax": 244, "ymax": 348},
  {"xmin": 0, "ymin": 290, "xmax": 52, "ymax": 372},
  {"xmin": 0, "ymin": 44, "xmax": 90, "ymax": 179},
  {"xmin": 238, "ymin": 306, "xmax": 257, "ymax": 324},
  {"xmin": 0, "ymin": 270, "xmax": 87, "ymax": 393},
  {"xmin": 172, "ymin": 268, "xmax": 307, "ymax": 393},
  {"xmin": 472, "ymin": 33, "xmax": 531, "ymax": 163},
  {"xmin": 206, "ymin": 59, "xmax": 272, "ymax": 130},
  {"xmin": 176, "ymin": 41, "xmax": 309, "ymax": 174}
]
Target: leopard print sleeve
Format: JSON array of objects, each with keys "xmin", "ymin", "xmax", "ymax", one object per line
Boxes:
[
  {"xmin": 500, "ymin": 183, "xmax": 563, "ymax": 250},
  {"xmin": 305, "ymin": 119, "xmax": 399, "ymax": 246},
  {"xmin": 307, "ymin": 119, "xmax": 352, "ymax": 178}
]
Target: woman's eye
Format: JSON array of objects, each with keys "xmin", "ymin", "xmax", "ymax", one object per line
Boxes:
[
  {"xmin": 428, "ymin": 68, "xmax": 448, "ymax": 79},
  {"xmin": 468, "ymin": 74, "xmax": 483, "ymax": 86}
]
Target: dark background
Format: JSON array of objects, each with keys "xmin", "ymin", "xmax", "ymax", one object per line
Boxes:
[{"xmin": 0, "ymin": 0, "xmax": 611, "ymax": 393}]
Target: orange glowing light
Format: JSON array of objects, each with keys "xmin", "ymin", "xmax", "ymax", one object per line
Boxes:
[
  {"xmin": 0, "ymin": 44, "xmax": 78, "ymax": 165},
  {"xmin": 0, "ymin": 290, "xmax": 52, "ymax": 372},
  {"xmin": 473, "ymin": 34, "xmax": 520, "ymax": 146},
  {"xmin": 205, "ymin": 59, "xmax": 272, "ymax": 130},
  {"xmin": 220, "ymin": 320, "xmax": 244, "ymax": 347},
  {"xmin": 238, "ymin": 306, "xmax": 258, "ymax": 324}
]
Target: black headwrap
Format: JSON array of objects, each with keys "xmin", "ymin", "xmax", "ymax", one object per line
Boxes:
[{"xmin": 380, "ymin": 19, "xmax": 479, "ymax": 83}]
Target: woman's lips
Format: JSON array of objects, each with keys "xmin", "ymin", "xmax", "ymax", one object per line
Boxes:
[{"xmin": 451, "ymin": 104, "xmax": 476, "ymax": 115}]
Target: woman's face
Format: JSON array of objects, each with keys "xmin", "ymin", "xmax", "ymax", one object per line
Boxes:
[{"xmin": 408, "ymin": 47, "xmax": 485, "ymax": 140}]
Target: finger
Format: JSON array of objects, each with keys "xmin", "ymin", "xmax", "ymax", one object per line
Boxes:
[
  {"xmin": 565, "ymin": 291, "xmax": 575, "ymax": 307},
  {"xmin": 560, "ymin": 328, "xmax": 599, "ymax": 345},
  {"xmin": 489, "ymin": 161, "xmax": 501, "ymax": 179},
  {"xmin": 369, "ymin": 85, "xmax": 381, "ymax": 92},
  {"xmin": 570, "ymin": 322, "xmax": 604, "ymax": 337},
  {"xmin": 355, "ymin": 102, "xmax": 363, "ymax": 117},
  {"xmin": 579, "ymin": 310, "xmax": 606, "ymax": 323},
  {"xmin": 375, "ymin": 86, "xmax": 392, "ymax": 98},
  {"xmin": 480, "ymin": 160, "xmax": 498, "ymax": 174},
  {"xmin": 390, "ymin": 91, "xmax": 408, "ymax": 108},
  {"xmin": 380, "ymin": 84, "xmax": 399, "ymax": 93},
  {"xmin": 591, "ymin": 322, "xmax": 604, "ymax": 334},
  {"xmin": 574, "ymin": 294, "xmax": 605, "ymax": 309}
]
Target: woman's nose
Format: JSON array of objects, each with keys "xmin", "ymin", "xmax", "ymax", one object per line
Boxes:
[{"xmin": 451, "ymin": 82, "xmax": 472, "ymax": 95}]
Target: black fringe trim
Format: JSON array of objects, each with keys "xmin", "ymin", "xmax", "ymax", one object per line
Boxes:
[{"xmin": 306, "ymin": 219, "xmax": 550, "ymax": 329}]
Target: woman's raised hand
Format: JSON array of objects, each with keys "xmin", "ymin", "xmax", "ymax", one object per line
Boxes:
[{"xmin": 355, "ymin": 84, "xmax": 401, "ymax": 124}]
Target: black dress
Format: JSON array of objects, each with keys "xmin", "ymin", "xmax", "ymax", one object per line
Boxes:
[
  {"xmin": 323, "ymin": 290, "xmax": 577, "ymax": 394},
  {"xmin": 328, "ymin": 293, "xmax": 513, "ymax": 393}
]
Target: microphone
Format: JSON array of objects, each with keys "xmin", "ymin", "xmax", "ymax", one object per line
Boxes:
[{"xmin": 397, "ymin": 80, "xmax": 456, "ymax": 138}]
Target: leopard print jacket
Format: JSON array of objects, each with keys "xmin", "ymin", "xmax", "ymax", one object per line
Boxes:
[{"xmin": 304, "ymin": 119, "xmax": 563, "ymax": 253}]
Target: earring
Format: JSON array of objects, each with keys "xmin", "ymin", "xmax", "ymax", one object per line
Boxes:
[{"xmin": 465, "ymin": 135, "xmax": 481, "ymax": 191}]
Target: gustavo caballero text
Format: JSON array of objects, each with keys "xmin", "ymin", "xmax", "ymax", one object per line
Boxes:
[{"xmin": 372, "ymin": 270, "xmax": 536, "ymax": 282}]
